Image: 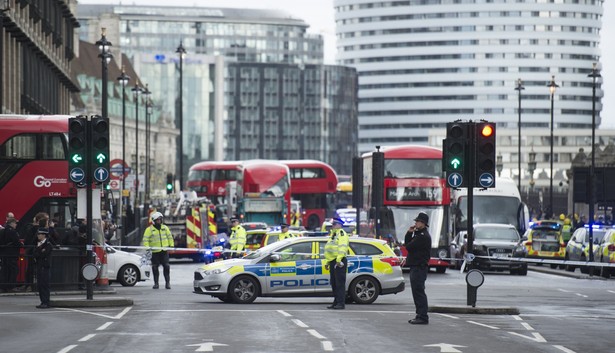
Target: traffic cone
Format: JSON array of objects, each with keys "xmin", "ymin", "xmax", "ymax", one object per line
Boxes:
[{"xmin": 94, "ymin": 245, "xmax": 110, "ymax": 288}]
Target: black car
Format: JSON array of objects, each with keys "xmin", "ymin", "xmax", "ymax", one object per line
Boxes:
[{"xmin": 462, "ymin": 223, "xmax": 527, "ymax": 275}]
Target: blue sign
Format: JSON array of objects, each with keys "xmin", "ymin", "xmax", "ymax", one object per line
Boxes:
[
  {"xmin": 94, "ymin": 167, "xmax": 109, "ymax": 183},
  {"xmin": 447, "ymin": 173, "xmax": 463, "ymax": 188},
  {"xmin": 69, "ymin": 168, "xmax": 85, "ymax": 183},
  {"xmin": 479, "ymin": 173, "xmax": 495, "ymax": 188}
]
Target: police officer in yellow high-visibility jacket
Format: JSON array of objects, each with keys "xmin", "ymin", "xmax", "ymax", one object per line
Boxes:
[
  {"xmin": 229, "ymin": 218, "xmax": 246, "ymax": 258},
  {"xmin": 142, "ymin": 212, "xmax": 174, "ymax": 289},
  {"xmin": 324, "ymin": 218, "xmax": 349, "ymax": 310},
  {"xmin": 278, "ymin": 223, "xmax": 294, "ymax": 241}
]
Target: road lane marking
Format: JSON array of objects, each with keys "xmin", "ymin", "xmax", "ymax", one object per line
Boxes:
[
  {"xmin": 574, "ymin": 293, "xmax": 588, "ymax": 298},
  {"xmin": 292, "ymin": 319, "xmax": 309, "ymax": 328},
  {"xmin": 322, "ymin": 341, "xmax": 334, "ymax": 351},
  {"xmin": 558, "ymin": 289, "xmax": 572, "ymax": 293},
  {"xmin": 56, "ymin": 308, "xmax": 120, "ymax": 319},
  {"xmin": 277, "ymin": 310, "xmax": 292, "ymax": 317},
  {"xmin": 467, "ymin": 321, "xmax": 499, "ymax": 330},
  {"xmin": 56, "ymin": 345, "xmax": 77, "ymax": 353},
  {"xmin": 78, "ymin": 334, "xmax": 96, "ymax": 342},
  {"xmin": 508, "ymin": 331, "xmax": 547, "ymax": 343},
  {"xmin": 607, "ymin": 290, "xmax": 615, "ymax": 294},
  {"xmin": 307, "ymin": 329, "xmax": 326, "ymax": 339},
  {"xmin": 96, "ymin": 322, "xmax": 113, "ymax": 331},
  {"xmin": 436, "ymin": 313, "xmax": 459, "ymax": 319},
  {"xmin": 114, "ymin": 307, "xmax": 132, "ymax": 319},
  {"xmin": 521, "ymin": 322, "xmax": 534, "ymax": 331},
  {"xmin": 512, "ymin": 315, "xmax": 522, "ymax": 321},
  {"xmin": 553, "ymin": 345, "xmax": 577, "ymax": 353}
]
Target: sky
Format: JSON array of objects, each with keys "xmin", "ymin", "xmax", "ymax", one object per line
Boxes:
[{"xmin": 79, "ymin": 0, "xmax": 615, "ymax": 128}]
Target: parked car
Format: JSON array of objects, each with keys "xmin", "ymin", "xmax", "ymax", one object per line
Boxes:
[
  {"xmin": 594, "ymin": 227, "xmax": 615, "ymax": 278},
  {"xmin": 564, "ymin": 226, "xmax": 607, "ymax": 273},
  {"xmin": 105, "ymin": 245, "xmax": 151, "ymax": 286},
  {"xmin": 522, "ymin": 220, "xmax": 566, "ymax": 268},
  {"xmin": 463, "ymin": 224, "xmax": 527, "ymax": 275}
]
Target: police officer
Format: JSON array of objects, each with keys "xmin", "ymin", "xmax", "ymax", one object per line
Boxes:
[
  {"xmin": 229, "ymin": 218, "xmax": 246, "ymax": 258},
  {"xmin": 404, "ymin": 212, "xmax": 432, "ymax": 325},
  {"xmin": 142, "ymin": 212, "xmax": 174, "ymax": 289},
  {"xmin": 324, "ymin": 218, "xmax": 349, "ymax": 310},
  {"xmin": 34, "ymin": 228, "xmax": 53, "ymax": 309},
  {"xmin": 279, "ymin": 223, "xmax": 293, "ymax": 241}
]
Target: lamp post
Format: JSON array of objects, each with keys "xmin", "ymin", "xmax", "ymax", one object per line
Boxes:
[
  {"xmin": 142, "ymin": 84, "xmax": 151, "ymax": 209},
  {"xmin": 298, "ymin": 63, "xmax": 305, "ymax": 159},
  {"xmin": 132, "ymin": 81, "xmax": 142, "ymax": 236},
  {"xmin": 95, "ymin": 28, "xmax": 112, "ymax": 120},
  {"xmin": 514, "ymin": 78, "xmax": 524, "ymax": 191},
  {"xmin": 528, "ymin": 147, "xmax": 537, "ymax": 203},
  {"xmin": 116, "ymin": 67, "xmax": 130, "ymax": 245},
  {"xmin": 548, "ymin": 76, "xmax": 559, "ymax": 219},
  {"xmin": 588, "ymin": 63, "xmax": 601, "ymax": 262},
  {"xmin": 496, "ymin": 153, "xmax": 503, "ymax": 177},
  {"xmin": 176, "ymin": 41, "xmax": 187, "ymax": 192}
]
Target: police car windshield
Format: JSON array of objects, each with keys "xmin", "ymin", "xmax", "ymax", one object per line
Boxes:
[{"xmin": 243, "ymin": 239, "xmax": 292, "ymax": 259}]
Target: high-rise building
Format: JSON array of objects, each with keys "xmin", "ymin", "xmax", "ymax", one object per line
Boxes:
[
  {"xmin": 335, "ymin": 0, "xmax": 603, "ymax": 153},
  {"xmin": 77, "ymin": 4, "xmax": 358, "ymax": 178}
]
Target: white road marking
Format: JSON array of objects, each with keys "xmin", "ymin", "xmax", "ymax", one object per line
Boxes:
[
  {"xmin": 467, "ymin": 321, "xmax": 499, "ymax": 330},
  {"xmin": 55, "ymin": 308, "xmax": 120, "ymax": 320},
  {"xmin": 436, "ymin": 313, "xmax": 459, "ymax": 319},
  {"xmin": 56, "ymin": 345, "xmax": 78, "ymax": 353},
  {"xmin": 558, "ymin": 288, "xmax": 572, "ymax": 293},
  {"xmin": 322, "ymin": 341, "xmax": 334, "ymax": 351},
  {"xmin": 277, "ymin": 310, "xmax": 292, "ymax": 317},
  {"xmin": 96, "ymin": 322, "xmax": 113, "ymax": 331},
  {"xmin": 292, "ymin": 319, "xmax": 309, "ymax": 328},
  {"xmin": 553, "ymin": 345, "xmax": 577, "ymax": 353},
  {"xmin": 574, "ymin": 293, "xmax": 588, "ymax": 298},
  {"xmin": 307, "ymin": 329, "xmax": 326, "ymax": 339},
  {"xmin": 608, "ymin": 290, "xmax": 615, "ymax": 294},
  {"xmin": 78, "ymin": 334, "xmax": 96, "ymax": 342},
  {"xmin": 508, "ymin": 331, "xmax": 547, "ymax": 343},
  {"xmin": 114, "ymin": 306, "xmax": 132, "ymax": 319},
  {"xmin": 521, "ymin": 322, "xmax": 534, "ymax": 331},
  {"xmin": 512, "ymin": 315, "xmax": 522, "ymax": 321}
]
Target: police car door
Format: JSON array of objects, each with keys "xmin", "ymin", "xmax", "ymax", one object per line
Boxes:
[{"xmin": 266, "ymin": 241, "xmax": 316, "ymax": 294}]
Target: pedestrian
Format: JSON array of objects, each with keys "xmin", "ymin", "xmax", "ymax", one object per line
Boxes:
[
  {"xmin": 228, "ymin": 218, "xmax": 246, "ymax": 258},
  {"xmin": 142, "ymin": 212, "xmax": 174, "ymax": 289},
  {"xmin": 404, "ymin": 212, "xmax": 432, "ymax": 325},
  {"xmin": 324, "ymin": 217, "xmax": 349, "ymax": 310},
  {"xmin": 278, "ymin": 223, "xmax": 293, "ymax": 241},
  {"xmin": 0, "ymin": 217, "xmax": 22, "ymax": 292},
  {"xmin": 21, "ymin": 212, "xmax": 49, "ymax": 291},
  {"xmin": 33, "ymin": 228, "xmax": 53, "ymax": 309}
]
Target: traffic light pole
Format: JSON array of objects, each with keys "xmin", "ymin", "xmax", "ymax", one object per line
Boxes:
[{"xmin": 85, "ymin": 117, "xmax": 94, "ymax": 300}]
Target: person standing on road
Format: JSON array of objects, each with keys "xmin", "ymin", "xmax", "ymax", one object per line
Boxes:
[
  {"xmin": 142, "ymin": 212, "xmax": 174, "ymax": 289},
  {"xmin": 278, "ymin": 223, "xmax": 293, "ymax": 241},
  {"xmin": 404, "ymin": 212, "xmax": 432, "ymax": 325},
  {"xmin": 324, "ymin": 218, "xmax": 349, "ymax": 310},
  {"xmin": 228, "ymin": 218, "xmax": 246, "ymax": 258},
  {"xmin": 33, "ymin": 228, "xmax": 53, "ymax": 309},
  {"xmin": 0, "ymin": 217, "xmax": 22, "ymax": 292}
]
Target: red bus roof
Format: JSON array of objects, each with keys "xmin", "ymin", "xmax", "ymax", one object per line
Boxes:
[
  {"xmin": 362, "ymin": 145, "xmax": 442, "ymax": 159},
  {"xmin": 281, "ymin": 159, "xmax": 338, "ymax": 193},
  {"xmin": 189, "ymin": 161, "xmax": 241, "ymax": 171},
  {"xmin": 0, "ymin": 115, "xmax": 69, "ymax": 143}
]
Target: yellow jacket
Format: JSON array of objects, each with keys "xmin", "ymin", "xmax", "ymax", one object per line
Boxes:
[
  {"xmin": 324, "ymin": 228, "xmax": 349, "ymax": 263},
  {"xmin": 142, "ymin": 224, "xmax": 174, "ymax": 253}
]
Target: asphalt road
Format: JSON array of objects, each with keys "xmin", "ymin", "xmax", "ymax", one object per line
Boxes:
[{"xmin": 1, "ymin": 261, "xmax": 613, "ymax": 353}]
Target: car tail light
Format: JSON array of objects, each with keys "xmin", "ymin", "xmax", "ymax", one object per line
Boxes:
[
  {"xmin": 525, "ymin": 241, "xmax": 532, "ymax": 246},
  {"xmin": 608, "ymin": 244, "xmax": 615, "ymax": 252},
  {"xmin": 380, "ymin": 257, "xmax": 401, "ymax": 267}
]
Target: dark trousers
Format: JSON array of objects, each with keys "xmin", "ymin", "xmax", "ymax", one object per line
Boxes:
[
  {"xmin": 36, "ymin": 266, "xmax": 51, "ymax": 305},
  {"xmin": 409, "ymin": 266, "xmax": 429, "ymax": 321},
  {"xmin": 1, "ymin": 256, "xmax": 19, "ymax": 290},
  {"xmin": 329, "ymin": 258, "xmax": 347, "ymax": 306},
  {"xmin": 151, "ymin": 251, "xmax": 170, "ymax": 285}
]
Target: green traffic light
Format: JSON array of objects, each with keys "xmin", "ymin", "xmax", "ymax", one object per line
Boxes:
[
  {"xmin": 71, "ymin": 153, "xmax": 83, "ymax": 164},
  {"xmin": 450, "ymin": 157, "xmax": 462, "ymax": 170},
  {"xmin": 166, "ymin": 183, "xmax": 173, "ymax": 190},
  {"xmin": 95, "ymin": 153, "xmax": 107, "ymax": 164}
]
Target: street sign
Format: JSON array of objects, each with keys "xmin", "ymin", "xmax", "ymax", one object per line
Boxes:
[
  {"xmin": 109, "ymin": 179, "xmax": 120, "ymax": 190},
  {"xmin": 109, "ymin": 159, "xmax": 131, "ymax": 179},
  {"xmin": 69, "ymin": 167, "xmax": 85, "ymax": 183},
  {"xmin": 447, "ymin": 173, "xmax": 463, "ymax": 188},
  {"xmin": 94, "ymin": 167, "xmax": 109, "ymax": 183},
  {"xmin": 478, "ymin": 173, "xmax": 494, "ymax": 188}
]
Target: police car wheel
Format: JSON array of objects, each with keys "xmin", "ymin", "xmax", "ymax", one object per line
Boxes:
[
  {"xmin": 349, "ymin": 276, "xmax": 380, "ymax": 304},
  {"xmin": 228, "ymin": 275, "xmax": 259, "ymax": 304}
]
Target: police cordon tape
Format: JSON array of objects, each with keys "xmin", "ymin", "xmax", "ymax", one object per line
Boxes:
[{"xmin": 111, "ymin": 245, "xmax": 316, "ymax": 257}]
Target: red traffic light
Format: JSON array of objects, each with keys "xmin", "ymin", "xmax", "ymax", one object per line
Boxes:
[{"xmin": 480, "ymin": 125, "xmax": 494, "ymax": 137}]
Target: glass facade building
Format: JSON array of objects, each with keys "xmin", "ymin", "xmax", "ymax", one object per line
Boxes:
[{"xmin": 334, "ymin": 0, "xmax": 604, "ymax": 153}]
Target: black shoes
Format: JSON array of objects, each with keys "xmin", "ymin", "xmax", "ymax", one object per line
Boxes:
[
  {"xmin": 165, "ymin": 283, "xmax": 171, "ymax": 289},
  {"xmin": 153, "ymin": 283, "xmax": 159, "ymax": 289},
  {"xmin": 409, "ymin": 318, "xmax": 429, "ymax": 325},
  {"xmin": 326, "ymin": 304, "xmax": 345, "ymax": 309},
  {"xmin": 36, "ymin": 304, "xmax": 50, "ymax": 309}
]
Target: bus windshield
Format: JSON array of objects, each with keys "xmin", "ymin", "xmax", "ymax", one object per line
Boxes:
[
  {"xmin": 384, "ymin": 159, "xmax": 441, "ymax": 178},
  {"xmin": 383, "ymin": 206, "xmax": 444, "ymax": 248},
  {"xmin": 457, "ymin": 196, "xmax": 520, "ymax": 227}
]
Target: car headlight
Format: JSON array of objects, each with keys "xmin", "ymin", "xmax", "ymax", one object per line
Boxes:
[{"xmin": 204, "ymin": 267, "xmax": 231, "ymax": 276}]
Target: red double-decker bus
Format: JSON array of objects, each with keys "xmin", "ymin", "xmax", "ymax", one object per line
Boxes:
[
  {"xmin": 236, "ymin": 160, "xmax": 291, "ymax": 226},
  {"xmin": 281, "ymin": 160, "xmax": 338, "ymax": 230},
  {"xmin": 186, "ymin": 161, "xmax": 240, "ymax": 204},
  {"xmin": 362, "ymin": 145, "xmax": 451, "ymax": 273}
]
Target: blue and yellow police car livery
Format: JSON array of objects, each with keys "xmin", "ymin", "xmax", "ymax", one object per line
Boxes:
[{"xmin": 193, "ymin": 237, "xmax": 405, "ymax": 304}]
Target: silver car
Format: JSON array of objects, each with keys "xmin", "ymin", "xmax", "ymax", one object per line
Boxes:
[{"xmin": 193, "ymin": 236, "xmax": 405, "ymax": 304}]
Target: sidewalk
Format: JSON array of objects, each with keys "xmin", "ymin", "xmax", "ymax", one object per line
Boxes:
[{"xmin": 0, "ymin": 287, "xmax": 133, "ymax": 307}]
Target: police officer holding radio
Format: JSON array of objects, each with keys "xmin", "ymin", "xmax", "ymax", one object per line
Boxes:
[
  {"xmin": 404, "ymin": 212, "xmax": 432, "ymax": 325},
  {"xmin": 324, "ymin": 218, "xmax": 349, "ymax": 310}
]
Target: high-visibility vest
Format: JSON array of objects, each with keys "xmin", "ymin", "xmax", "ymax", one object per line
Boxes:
[
  {"xmin": 229, "ymin": 225, "xmax": 247, "ymax": 251},
  {"xmin": 279, "ymin": 231, "xmax": 294, "ymax": 241},
  {"xmin": 142, "ymin": 224, "xmax": 174, "ymax": 253},
  {"xmin": 324, "ymin": 228, "xmax": 349, "ymax": 263}
]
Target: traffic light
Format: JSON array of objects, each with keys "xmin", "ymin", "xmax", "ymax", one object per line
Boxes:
[
  {"xmin": 443, "ymin": 122, "xmax": 469, "ymax": 188},
  {"xmin": 166, "ymin": 173, "xmax": 174, "ymax": 194},
  {"xmin": 475, "ymin": 122, "xmax": 496, "ymax": 188},
  {"xmin": 91, "ymin": 115, "xmax": 110, "ymax": 183},
  {"xmin": 68, "ymin": 116, "xmax": 87, "ymax": 185}
]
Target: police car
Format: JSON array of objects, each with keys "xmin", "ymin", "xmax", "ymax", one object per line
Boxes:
[{"xmin": 193, "ymin": 236, "xmax": 405, "ymax": 304}]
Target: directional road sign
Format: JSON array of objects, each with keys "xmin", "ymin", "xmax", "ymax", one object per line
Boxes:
[
  {"xmin": 94, "ymin": 167, "xmax": 110, "ymax": 183},
  {"xmin": 69, "ymin": 168, "xmax": 85, "ymax": 183},
  {"xmin": 447, "ymin": 173, "xmax": 463, "ymax": 188},
  {"xmin": 479, "ymin": 173, "xmax": 494, "ymax": 188}
]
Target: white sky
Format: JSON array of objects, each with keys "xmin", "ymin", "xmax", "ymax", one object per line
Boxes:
[{"xmin": 79, "ymin": 0, "xmax": 615, "ymax": 127}]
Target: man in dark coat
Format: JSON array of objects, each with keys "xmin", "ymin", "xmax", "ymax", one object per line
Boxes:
[
  {"xmin": 404, "ymin": 212, "xmax": 432, "ymax": 325},
  {"xmin": 33, "ymin": 228, "xmax": 53, "ymax": 309},
  {"xmin": 0, "ymin": 217, "xmax": 22, "ymax": 291}
]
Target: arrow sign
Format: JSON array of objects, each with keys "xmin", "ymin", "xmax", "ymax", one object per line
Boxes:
[
  {"xmin": 447, "ymin": 173, "xmax": 463, "ymax": 188},
  {"xmin": 96, "ymin": 153, "xmax": 107, "ymax": 164},
  {"xmin": 69, "ymin": 168, "xmax": 85, "ymax": 183},
  {"xmin": 94, "ymin": 167, "xmax": 109, "ymax": 182},
  {"xmin": 479, "ymin": 173, "xmax": 494, "ymax": 188},
  {"xmin": 186, "ymin": 342, "xmax": 229, "ymax": 352},
  {"xmin": 424, "ymin": 343, "xmax": 466, "ymax": 353},
  {"xmin": 450, "ymin": 157, "xmax": 461, "ymax": 169},
  {"xmin": 71, "ymin": 154, "xmax": 83, "ymax": 164}
]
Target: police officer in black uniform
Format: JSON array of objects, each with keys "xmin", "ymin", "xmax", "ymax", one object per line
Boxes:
[
  {"xmin": 404, "ymin": 212, "xmax": 432, "ymax": 325},
  {"xmin": 34, "ymin": 228, "xmax": 53, "ymax": 309}
]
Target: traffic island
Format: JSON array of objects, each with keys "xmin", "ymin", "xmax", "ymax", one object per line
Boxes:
[
  {"xmin": 50, "ymin": 296, "xmax": 133, "ymax": 308},
  {"xmin": 429, "ymin": 306, "xmax": 520, "ymax": 315}
]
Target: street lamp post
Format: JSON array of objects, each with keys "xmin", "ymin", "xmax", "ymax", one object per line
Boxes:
[
  {"xmin": 95, "ymin": 28, "xmax": 112, "ymax": 120},
  {"xmin": 176, "ymin": 41, "xmax": 187, "ymax": 192},
  {"xmin": 496, "ymin": 154, "xmax": 503, "ymax": 177},
  {"xmin": 548, "ymin": 76, "xmax": 559, "ymax": 219},
  {"xmin": 588, "ymin": 63, "xmax": 601, "ymax": 262},
  {"xmin": 298, "ymin": 63, "xmax": 305, "ymax": 159},
  {"xmin": 132, "ymin": 81, "xmax": 142, "ymax": 236},
  {"xmin": 142, "ymin": 84, "xmax": 151, "ymax": 210},
  {"xmin": 528, "ymin": 147, "xmax": 537, "ymax": 203},
  {"xmin": 515, "ymin": 79, "xmax": 525, "ymax": 191},
  {"xmin": 116, "ymin": 67, "xmax": 130, "ymax": 245}
]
